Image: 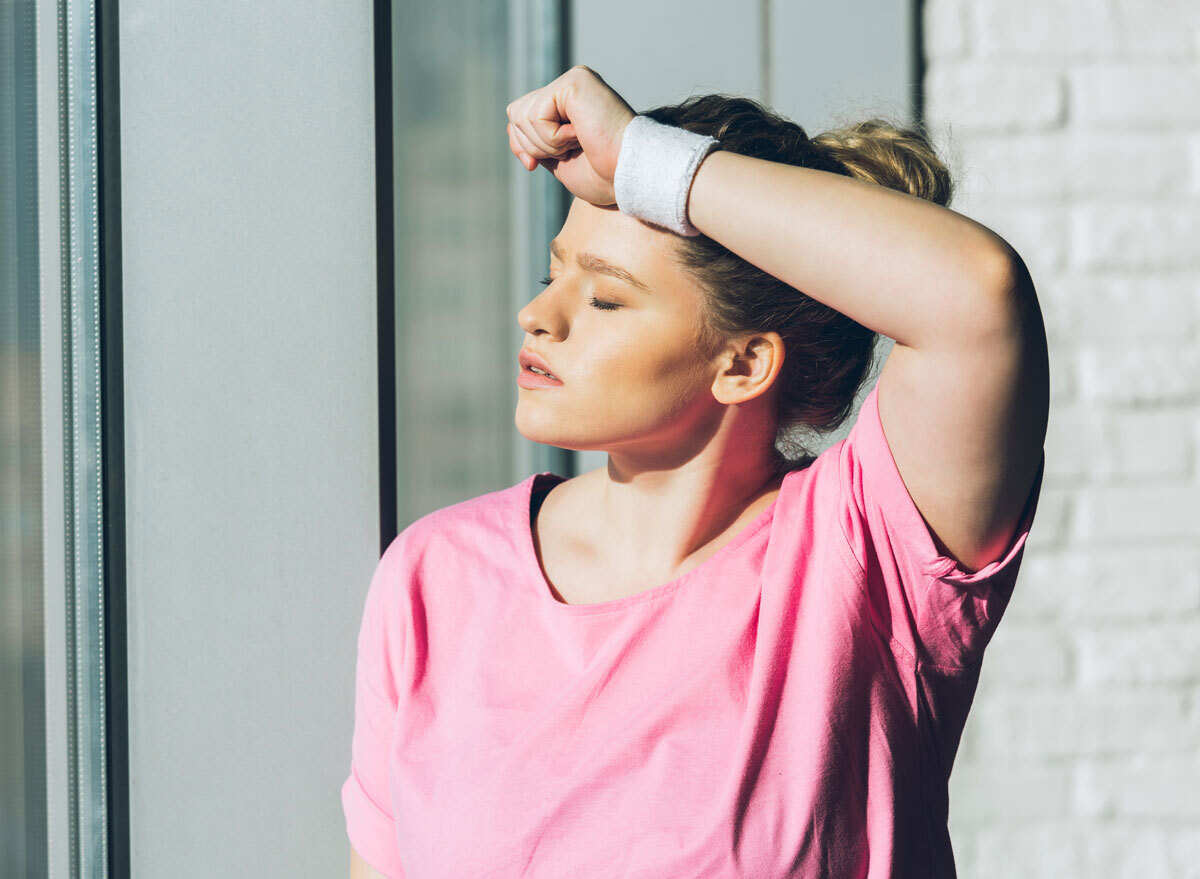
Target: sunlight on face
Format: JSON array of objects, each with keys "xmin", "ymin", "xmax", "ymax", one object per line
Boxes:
[{"xmin": 515, "ymin": 198, "xmax": 728, "ymax": 458}]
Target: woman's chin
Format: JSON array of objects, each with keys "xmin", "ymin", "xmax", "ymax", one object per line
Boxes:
[
  {"xmin": 514, "ymin": 420, "xmax": 588, "ymax": 452},
  {"xmin": 514, "ymin": 416, "xmax": 566, "ymax": 449},
  {"xmin": 518, "ymin": 431, "xmax": 582, "ymax": 451}
]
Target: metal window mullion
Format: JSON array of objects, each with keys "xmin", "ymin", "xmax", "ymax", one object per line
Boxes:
[{"xmin": 60, "ymin": 0, "xmax": 107, "ymax": 873}]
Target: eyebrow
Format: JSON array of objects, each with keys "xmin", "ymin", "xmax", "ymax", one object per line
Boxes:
[{"xmin": 549, "ymin": 239, "xmax": 653, "ymax": 295}]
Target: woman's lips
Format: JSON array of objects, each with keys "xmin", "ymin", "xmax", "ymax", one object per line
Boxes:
[
  {"xmin": 518, "ymin": 348, "xmax": 562, "ymax": 383},
  {"xmin": 518, "ymin": 365, "xmax": 564, "ymax": 388}
]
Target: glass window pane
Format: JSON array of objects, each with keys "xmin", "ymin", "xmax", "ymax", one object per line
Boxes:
[
  {"xmin": 0, "ymin": 0, "xmax": 48, "ymax": 874},
  {"xmin": 392, "ymin": 0, "xmax": 569, "ymax": 525}
]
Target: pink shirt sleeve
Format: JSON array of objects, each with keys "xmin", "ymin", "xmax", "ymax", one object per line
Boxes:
[
  {"xmin": 341, "ymin": 541, "xmax": 408, "ymax": 878},
  {"xmin": 838, "ymin": 381, "xmax": 1046, "ymax": 671}
]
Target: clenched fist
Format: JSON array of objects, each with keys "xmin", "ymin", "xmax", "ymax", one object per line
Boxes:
[{"xmin": 505, "ymin": 66, "xmax": 637, "ymax": 207}]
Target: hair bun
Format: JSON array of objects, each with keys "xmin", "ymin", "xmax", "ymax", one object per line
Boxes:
[{"xmin": 811, "ymin": 119, "xmax": 954, "ymax": 208}]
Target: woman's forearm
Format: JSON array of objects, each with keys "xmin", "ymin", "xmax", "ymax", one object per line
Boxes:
[{"xmin": 686, "ymin": 149, "xmax": 1027, "ymax": 350}]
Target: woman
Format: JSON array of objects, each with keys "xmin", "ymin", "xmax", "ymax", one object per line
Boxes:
[{"xmin": 345, "ymin": 66, "xmax": 1048, "ymax": 878}]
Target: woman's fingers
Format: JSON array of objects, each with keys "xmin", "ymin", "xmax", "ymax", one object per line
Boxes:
[
  {"xmin": 504, "ymin": 68, "xmax": 629, "ymax": 203},
  {"xmin": 506, "ymin": 121, "xmax": 524, "ymax": 158},
  {"xmin": 513, "ymin": 117, "xmax": 554, "ymax": 162},
  {"xmin": 505, "ymin": 123, "xmax": 522, "ymax": 162},
  {"xmin": 554, "ymin": 122, "xmax": 577, "ymax": 146},
  {"xmin": 506, "ymin": 100, "xmax": 546, "ymax": 158},
  {"xmin": 508, "ymin": 93, "xmax": 572, "ymax": 159},
  {"xmin": 509, "ymin": 123, "xmax": 541, "ymax": 169},
  {"xmin": 506, "ymin": 123, "xmax": 537, "ymax": 170},
  {"xmin": 526, "ymin": 94, "xmax": 574, "ymax": 156}
]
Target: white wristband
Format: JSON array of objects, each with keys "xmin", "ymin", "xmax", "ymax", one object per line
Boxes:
[{"xmin": 613, "ymin": 115, "xmax": 720, "ymax": 237}]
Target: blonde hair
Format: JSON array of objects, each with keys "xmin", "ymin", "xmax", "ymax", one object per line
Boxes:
[{"xmin": 812, "ymin": 118, "xmax": 954, "ymax": 207}]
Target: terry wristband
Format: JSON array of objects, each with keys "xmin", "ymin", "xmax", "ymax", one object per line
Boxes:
[{"xmin": 613, "ymin": 114, "xmax": 720, "ymax": 237}]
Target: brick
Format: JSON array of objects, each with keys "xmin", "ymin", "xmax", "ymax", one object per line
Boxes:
[
  {"xmin": 1112, "ymin": 0, "xmax": 1200, "ymax": 59},
  {"xmin": 924, "ymin": 63, "xmax": 1067, "ymax": 133},
  {"xmin": 974, "ymin": 0, "xmax": 1122, "ymax": 59},
  {"xmin": 956, "ymin": 822, "xmax": 1200, "ymax": 879},
  {"xmin": 1012, "ymin": 547, "xmax": 1200, "ymax": 621},
  {"xmin": 1038, "ymin": 275, "xmax": 1198, "ymax": 345},
  {"xmin": 1022, "ymin": 485, "xmax": 1071, "ymax": 550},
  {"xmin": 1002, "ymin": 552, "xmax": 1069, "ymax": 622},
  {"xmin": 1072, "ymin": 481, "xmax": 1200, "ymax": 544},
  {"xmin": 945, "ymin": 827, "xmax": 980, "ymax": 877},
  {"xmin": 1078, "ymin": 343, "xmax": 1200, "ymax": 404},
  {"xmin": 956, "ymin": 823, "xmax": 1089, "ymax": 879},
  {"xmin": 1068, "ymin": 134, "xmax": 1189, "ymax": 197},
  {"xmin": 948, "ymin": 758, "xmax": 1072, "ymax": 821},
  {"xmin": 1190, "ymin": 134, "xmax": 1200, "ymax": 196},
  {"xmin": 1076, "ymin": 758, "xmax": 1200, "ymax": 818},
  {"xmin": 1072, "ymin": 205, "xmax": 1200, "ymax": 271},
  {"xmin": 1194, "ymin": 411, "xmax": 1200, "ymax": 476},
  {"xmin": 1095, "ymin": 408, "xmax": 1198, "ymax": 479},
  {"xmin": 922, "ymin": 0, "xmax": 968, "ymax": 60},
  {"xmin": 977, "ymin": 622, "xmax": 1072, "ymax": 686},
  {"xmin": 1042, "ymin": 403, "xmax": 1090, "ymax": 483},
  {"xmin": 967, "ymin": 685, "xmax": 1194, "ymax": 759},
  {"xmin": 1047, "ymin": 344, "xmax": 1076, "ymax": 404},
  {"xmin": 953, "ymin": 133, "xmax": 1070, "ymax": 202},
  {"xmin": 954, "ymin": 133, "xmax": 1186, "ymax": 202},
  {"xmin": 1084, "ymin": 825, "xmax": 1195, "ymax": 879},
  {"xmin": 1077, "ymin": 620, "xmax": 1200, "ymax": 685},
  {"xmin": 965, "ymin": 204, "xmax": 1069, "ymax": 274},
  {"xmin": 1168, "ymin": 826, "xmax": 1200, "ymax": 879},
  {"xmin": 1071, "ymin": 66, "xmax": 1200, "ymax": 128},
  {"xmin": 973, "ymin": 0, "xmax": 1197, "ymax": 60},
  {"xmin": 919, "ymin": 6, "xmax": 1200, "ymax": 868},
  {"xmin": 1042, "ymin": 402, "xmax": 1196, "ymax": 481}
]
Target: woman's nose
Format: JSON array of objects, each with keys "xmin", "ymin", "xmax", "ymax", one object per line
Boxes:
[{"xmin": 517, "ymin": 286, "xmax": 567, "ymax": 338}]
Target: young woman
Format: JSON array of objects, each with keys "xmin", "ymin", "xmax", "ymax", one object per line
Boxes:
[{"xmin": 345, "ymin": 66, "xmax": 1049, "ymax": 878}]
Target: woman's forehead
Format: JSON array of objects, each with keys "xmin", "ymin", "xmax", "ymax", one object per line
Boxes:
[{"xmin": 562, "ymin": 199, "xmax": 679, "ymax": 274}]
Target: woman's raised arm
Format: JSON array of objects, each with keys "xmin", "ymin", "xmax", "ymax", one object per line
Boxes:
[
  {"xmin": 504, "ymin": 64, "xmax": 1048, "ymax": 576},
  {"xmin": 687, "ymin": 147, "xmax": 1021, "ymax": 352},
  {"xmin": 686, "ymin": 147, "xmax": 1049, "ymax": 574}
]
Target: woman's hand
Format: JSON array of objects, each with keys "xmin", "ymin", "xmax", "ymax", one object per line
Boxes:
[{"xmin": 505, "ymin": 65, "xmax": 636, "ymax": 206}]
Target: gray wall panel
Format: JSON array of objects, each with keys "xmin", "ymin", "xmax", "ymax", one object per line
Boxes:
[
  {"xmin": 770, "ymin": 0, "xmax": 916, "ymax": 133},
  {"xmin": 570, "ymin": 0, "xmax": 765, "ymax": 118},
  {"xmin": 119, "ymin": 1, "xmax": 378, "ymax": 875}
]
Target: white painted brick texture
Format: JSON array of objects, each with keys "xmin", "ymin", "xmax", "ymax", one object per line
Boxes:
[{"xmin": 923, "ymin": 0, "xmax": 1200, "ymax": 875}]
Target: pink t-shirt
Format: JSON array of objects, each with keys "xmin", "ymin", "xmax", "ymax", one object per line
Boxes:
[{"xmin": 342, "ymin": 381, "xmax": 1045, "ymax": 878}]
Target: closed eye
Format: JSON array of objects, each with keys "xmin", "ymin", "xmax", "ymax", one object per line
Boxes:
[{"xmin": 539, "ymin": 276, "xmax": 621, "ymax": 311}]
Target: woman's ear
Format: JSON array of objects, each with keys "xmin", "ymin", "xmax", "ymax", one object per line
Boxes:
[{"xmin": 711, "ymin": 332, "xmax": 784, "ymax": 405}]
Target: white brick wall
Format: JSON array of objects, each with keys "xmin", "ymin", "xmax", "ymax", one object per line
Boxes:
[{"xmin": 922, "ymin": 1, "xmax": 1200, "ymax": 875}]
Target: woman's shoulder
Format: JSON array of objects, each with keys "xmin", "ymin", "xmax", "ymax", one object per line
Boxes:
[{"xmin": 380, "ymin": 474, "xmax": 537, "ymax": 566}]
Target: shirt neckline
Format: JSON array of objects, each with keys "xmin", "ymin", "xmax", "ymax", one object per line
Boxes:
[{"xmin": 521, "ymin": 470, "xmax": 787, "ymax": 616}]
